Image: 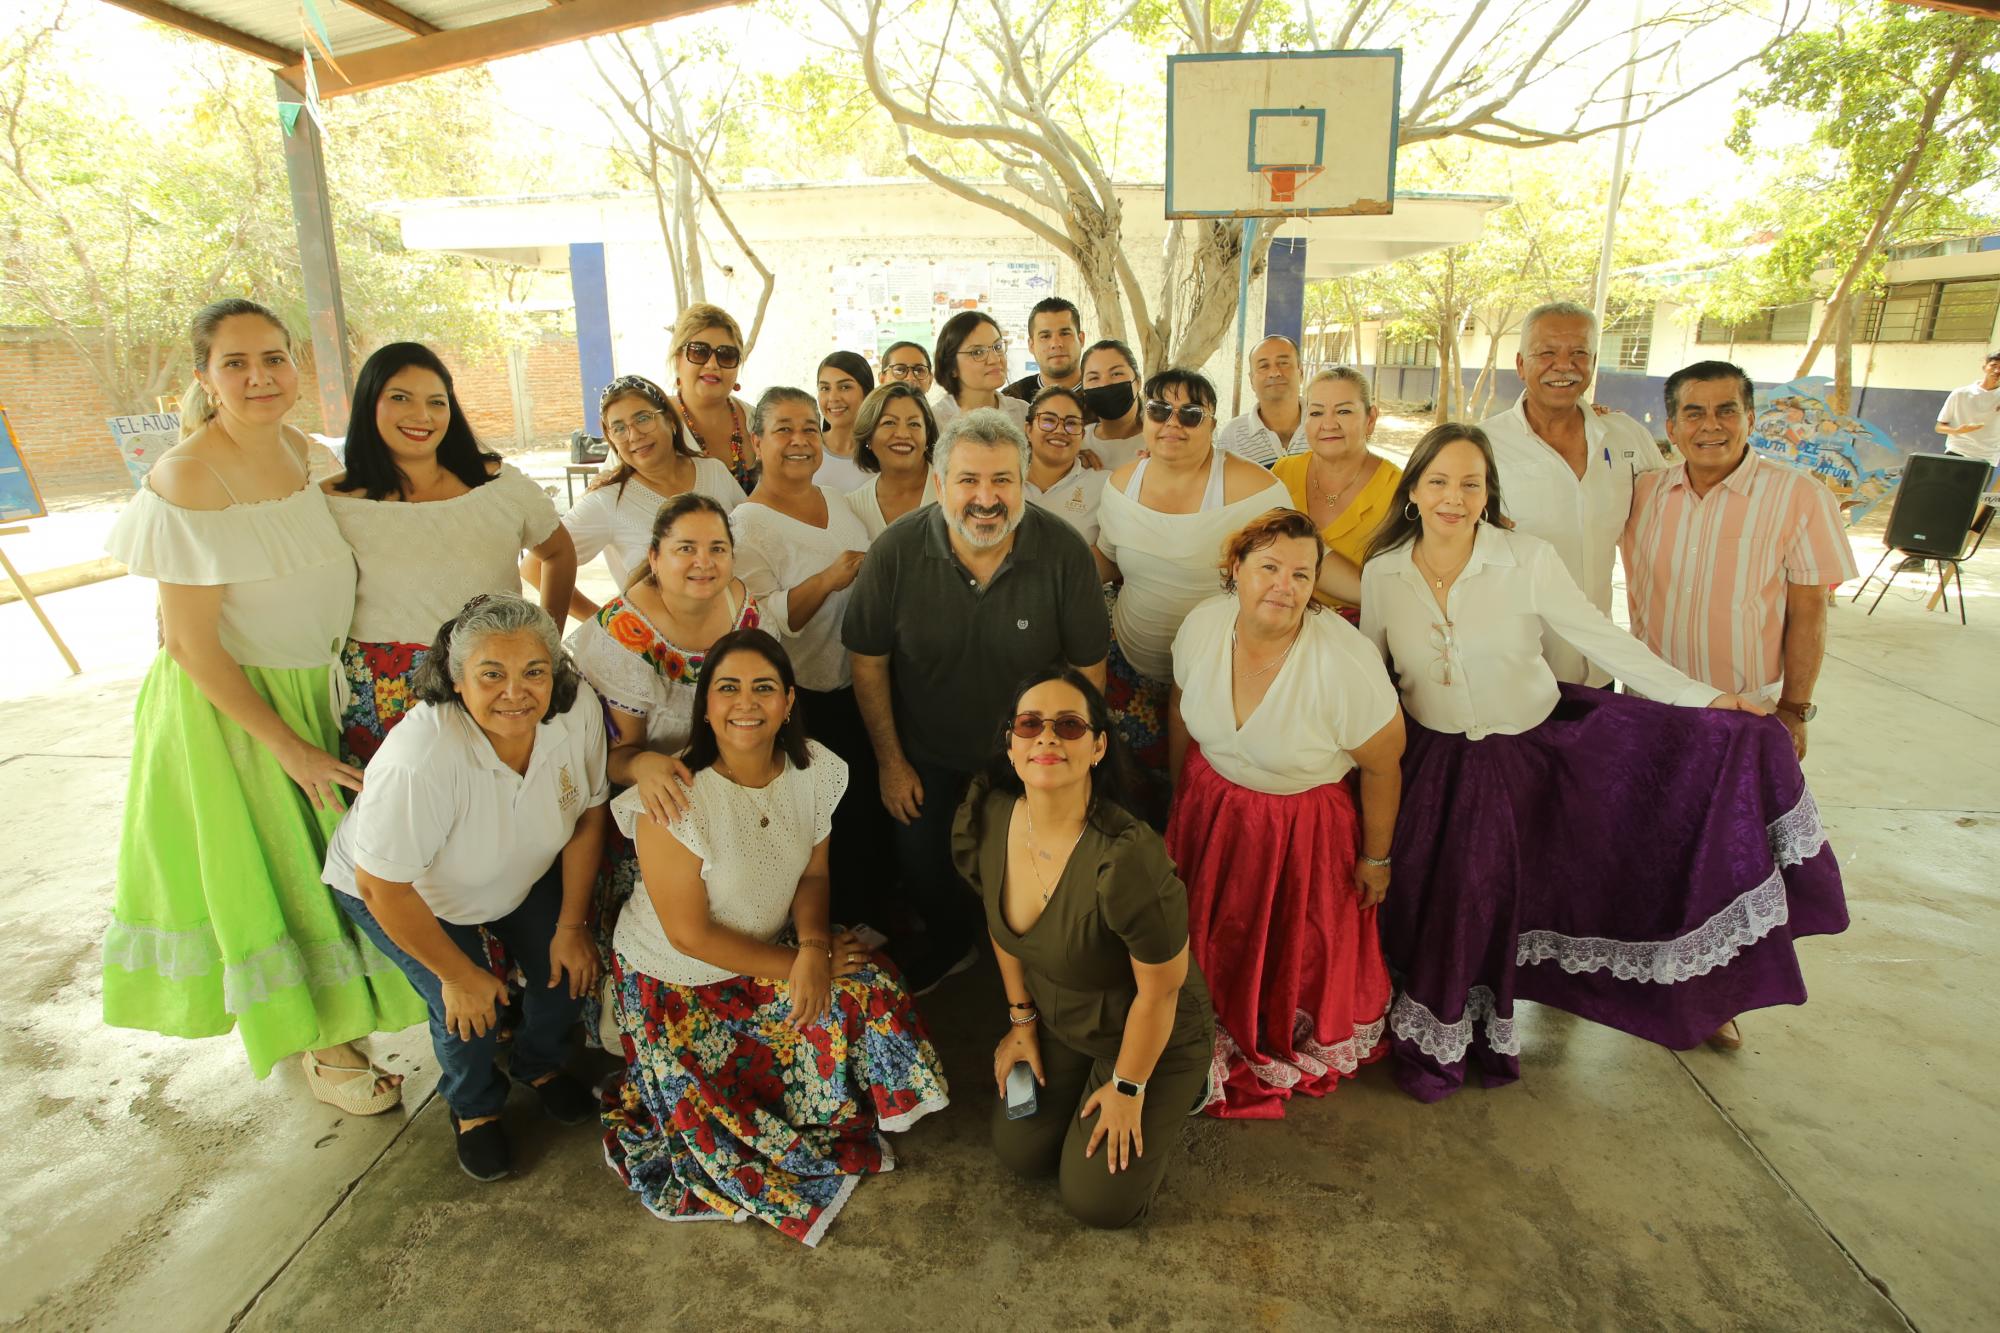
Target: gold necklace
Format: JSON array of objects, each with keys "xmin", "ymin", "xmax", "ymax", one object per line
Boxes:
[
  {"xmin": 1412, "ymin": 543, "xmax": 1469, "ymax": 591},
  {"xmin": 716, "ymin": 756, "xmax": 779, "ymax": 828},
  {"xmin": 1022, "ymin": 801, "xmax": 1086, "ymax": 904},
  {"xmin": 1308, "ymin": 452, "xmax": 1370, "ymax": 511}
]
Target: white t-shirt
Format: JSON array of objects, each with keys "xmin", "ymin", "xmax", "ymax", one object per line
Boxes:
[
  {"xmin": 1358, "ymin": 525, "xmax": 1717, "ymax": 740},
  {"xmin": 1215, "ymin": 407, "xmax": 1304, "ymax": 467},
  {"xmin": 1171, "ymin": 595, "xmax": 1399, "ymax": 795},
  {"xmin": 323, "ymin": 691, "xmax": 610, "ymax": 924},
  {"xmin": 560, "ymin": 461, "xmax": 746, "ymax": 590},
  {"xmin": 1083, "ymin": 424, "xmax": 1145, "ymax": 472},
  {"xmin": 929, "ymin": 393, "xmax": 1030, "ymax": 432},
  {"xmin": 730, "ymin": 488, "xmax": 872, "ymax": 692},
  {"xmin": 1484, "ymin": 394, "xmax": 1668, "ymax": 686},
  {"xmin": 814, "ymin": 449, "xmax": 870, "ymax": 493},
  {"xmin": 844, "ymin": 474, "xmax": 939, "ymax": 542},
  {"xmin": 1096, "ymin": 465, "xmax": 1291, "ymax": 681},
  {"xmin": 1938, "ymin": 381, "xmax": 2000, "ymax": 464},
  {"xmin": 612, "ymin": 741, "xmax": 848, "ymax": 986},
  {"xmin": 1026, "ymin": 462, "xmax": 1111, "ymax": 548},
  {"xmin": 325, "ymin": 464, "xmax": 560, "ymax": 644}
]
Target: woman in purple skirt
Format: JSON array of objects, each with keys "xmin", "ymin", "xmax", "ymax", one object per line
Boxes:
[{"xmin": 1357, "ymin": 424, "xmax": 1847, "ymax": 1103}]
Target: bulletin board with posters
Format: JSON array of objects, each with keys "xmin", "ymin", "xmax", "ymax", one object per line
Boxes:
[
  {"xmin": 107, "ymin": 413, "xmax": 181, "ymax": 491},
  {"xmin": 0, "ymin": 407, "xmax": 49, "ymax": 522},
  {"xmin": 829, "ymin": 258, "xmax": 1058, "ymax": 384}
]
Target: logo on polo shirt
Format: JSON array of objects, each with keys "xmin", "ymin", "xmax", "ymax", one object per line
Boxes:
[
  {"xmin": 1017, "ymin": 619, "xmax": 1029, "ymax": 630},
  {"xmin": 558, "ymin": 764, "xmax": 580, "ymax": 814}
]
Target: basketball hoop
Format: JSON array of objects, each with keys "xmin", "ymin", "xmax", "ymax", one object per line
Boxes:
[{"xmin": 1258, "ymin": 164, "xmax": 1325, "ymax": 205}]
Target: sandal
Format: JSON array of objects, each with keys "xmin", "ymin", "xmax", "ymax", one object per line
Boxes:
[
  {"xmin": 1705, "ymin": 1020, "xmax": 1744, "ymax": 1052},
  {"xmin": 302, "ymin": 1052, "xmax": 404, "ymax": 1116}
]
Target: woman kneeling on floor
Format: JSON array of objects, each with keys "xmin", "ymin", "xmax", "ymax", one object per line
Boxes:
[
  {"xmin": 324, "ymin": 592, "xmax": 609, "ymax": 1182},
  {"xmin": 602, "ymin": 627, "xmax": 949, "ymax": 1247},
  {"xmin": 953, "ymin": 669, "xmax": 1215, "ymax": 1229}
]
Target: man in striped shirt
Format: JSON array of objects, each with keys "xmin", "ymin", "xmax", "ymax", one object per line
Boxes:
[{"xmin": 1621, "ymin": 360, "xmax": 1856, "ymax": 763}]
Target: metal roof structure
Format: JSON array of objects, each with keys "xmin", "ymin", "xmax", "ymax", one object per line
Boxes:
[{"xmin": 102, "ymin": 0, "xmax": 742, "ymax": 97}]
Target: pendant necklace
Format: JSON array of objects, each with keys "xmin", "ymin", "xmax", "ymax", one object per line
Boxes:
[
  {"xmin": 718, "ymin": 759, "xmax": 777, "ymax": 828},
  {"xmin": 1023, "ymin": 803, "xmax": 1085, "ymax": 904}
]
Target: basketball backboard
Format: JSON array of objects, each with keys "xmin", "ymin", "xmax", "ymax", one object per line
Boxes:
[{"xmin": 1165, "ymin": 50, "xmax": 1401, "ymax": 219}]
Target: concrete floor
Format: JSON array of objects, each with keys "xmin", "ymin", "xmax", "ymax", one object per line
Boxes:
[{"xmin": 3, "ymin": 522, "xmax": 1995, "ymax": 1331}]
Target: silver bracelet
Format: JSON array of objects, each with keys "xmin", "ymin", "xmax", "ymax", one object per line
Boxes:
[
  {"xmin": 1008, "ymin": 1009, "xmax": 1039, "ymax": 1026},
  {"xmin": 1358, "ymin": 853, "xmax": 1391, "ymax": 869}
]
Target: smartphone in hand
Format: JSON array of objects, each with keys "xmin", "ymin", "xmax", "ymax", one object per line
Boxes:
[{"xmin": 1004, "ymin": 1061, "xmax": 1037, "ymax": 1120}]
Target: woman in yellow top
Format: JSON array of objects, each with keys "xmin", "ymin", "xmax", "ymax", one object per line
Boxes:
[{"xmin": 1269, "ymin": 367, "xmax": 1402, "ymax": 620}]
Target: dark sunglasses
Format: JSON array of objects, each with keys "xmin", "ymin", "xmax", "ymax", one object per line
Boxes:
[
  {"xmin": 1143, "ymin": 399, "xmax": 1212, "ymax": 428},
  {"xmin": 1010, "ymin": 712, "xmax": 1092, "ymax": 741},
  {"xmin": 682, "ymin": 340, "xmax": 742, "ymax": 370}
]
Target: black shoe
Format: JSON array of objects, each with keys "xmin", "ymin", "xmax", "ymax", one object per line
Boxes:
[
  {"xmin": 450, "ymin": 1112, "xmax": 511, "ymax": 1182},
  {"xmin": 529, "ymin": 1071, "xmax": 598, "ymax": 1125}
]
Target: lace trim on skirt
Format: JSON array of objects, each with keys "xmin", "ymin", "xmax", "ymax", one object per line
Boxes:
[
  {"xmin": 1515, "ymin": 788, "xmax": 1827, "ymax": 985},
  {"xmin": 103, "ymin": 921, "xmax": 404, "ymax": 1013},
  {"xmin": 1388, "ymin": 986, "xmax": 1519, "ymax": 1066},
  {"xmin": 1204, "ymin": 1012, "xmax": 1388, "ymax": 1108}
]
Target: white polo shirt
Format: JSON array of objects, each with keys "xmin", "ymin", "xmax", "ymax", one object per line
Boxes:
[
  {"xmin": 324, "ymin": 689, "xmax": 610, "ymax": 924},
  {"xmin": 1026, "ymin": 462, "xmax": 1111, "ymax": 547},
  {"xmin": 1938, "ymin": 381, "xmax": 2000, "ymax": 464},
  {"xmin": 1215, "ymin": 406, "xmax": 1304, "ymax": 467},
  {"xmin": 1483, "ymin": 393, "xmax": 1667, "ymax": 686}
]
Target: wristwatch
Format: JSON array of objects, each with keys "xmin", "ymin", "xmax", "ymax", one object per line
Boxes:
[
  {"xmin": 1776, "ymin": 700, "xmax": 1818, "ymax": 723},
  {"xmin": 1112, "ymin": 1074, "xmax": 1146, "ymax": 1098}
]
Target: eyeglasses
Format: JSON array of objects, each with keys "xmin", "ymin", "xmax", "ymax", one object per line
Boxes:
[
  {"xmin": 1009, "ymin": 712, "xmax": 1092, "ymax": 741},
  {"xmin": 682, "ymin": 340, "xmax": 742, "ymax": 370},
  {"xmin": 1032, "ymin": 412, "xmax": 1084, "ymax": 436},
  {"xmin": 1143, "ymin": 400, "xmax": 1213, "ymax": 428},
  {"xmin": 959, "ymin": 339, "xmax": 1009, "ymax": 363},
  {"xmin": 884, "ymin": 362, "xmax": 932, "ymax": 381},
  {"xmin": 1427, "ymin": 621, "xmax": 1457, "ymax": 686},
  {"xmin": 605, "ymin": 410, "xmax": 663, "ymax": 442}
]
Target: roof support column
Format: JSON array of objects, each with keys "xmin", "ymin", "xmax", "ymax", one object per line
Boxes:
[{"xmin": 274, "ymin": 73, "xmax": 353, "ymax": 435}]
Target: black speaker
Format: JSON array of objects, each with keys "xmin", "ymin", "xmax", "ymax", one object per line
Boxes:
[{"xmin": 1885, "ymin": 452, "xmax": 1989, "ymax": 557}]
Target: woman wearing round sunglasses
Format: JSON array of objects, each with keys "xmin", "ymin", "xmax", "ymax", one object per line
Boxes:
[
  {"xmin": 951, "ymin": 668, "xmax": 1213, "ymax": 1229},
  {"xmin": 530, "ymin": 375, "xmax": 745, "ymax": 623},
  {"xmin": 1093, "ymin": 368, "xmax": 1289, "ymax": 825},
  {"xmin": 1164, "ymin": 509, "xmax": 1403, "ymax": 1119},
  {"xmin": 669, "ymin": 303, "xmax": 758, "ymax": 490},
  {"xmin": 931, "ymin": 311, "xmax": 1030, "ymax": 432},
  {"xmin": 1023, "ymin": 386, "xmax": 1109, "ymax": 547},
  {"xmin": 1357, "ymin": 424, "xmax": 1837, "ymax": 1105}
]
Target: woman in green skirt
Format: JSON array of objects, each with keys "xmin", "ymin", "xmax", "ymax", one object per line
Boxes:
[{"xmin": 102, "ymin": 298, "xmax": 427, "ymax": 1113}]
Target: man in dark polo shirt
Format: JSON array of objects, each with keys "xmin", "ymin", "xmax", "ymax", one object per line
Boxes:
[{"xmin": 844, "ymin": 406, "xmax": 1109, "ymax": 991}]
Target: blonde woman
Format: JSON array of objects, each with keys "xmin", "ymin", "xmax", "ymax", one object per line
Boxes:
[
  {"xmin": 668, "ymin": 303, "xmax": 758, "ymax": 489},
  {"xmin": 1268, "ymin": 367, "xmax": 1403, "ymax": 618}
]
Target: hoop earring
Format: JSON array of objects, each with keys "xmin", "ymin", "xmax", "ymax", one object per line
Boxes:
[{"xmin": 1403, "ymin": 501, "xmax": 1418, "ymax": 521}]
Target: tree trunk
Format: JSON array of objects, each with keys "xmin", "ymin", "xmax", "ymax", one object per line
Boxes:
[
  {"xmin": 1794, "ymin": 42, "xmax": 1970, "ymax": 379},
  {"xmin": 1831, "ymin": 296, "xmax": 1854, "ymax": 414}
]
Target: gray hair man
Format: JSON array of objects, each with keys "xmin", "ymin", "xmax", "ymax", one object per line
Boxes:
[
  {"xmin": 842, "ymin": 407, "xmax": 1109, "ymax": 991},
  {"xmin": 1215, "ymin": 335, "xmax": 1305, "ymax": 466},
  {"xmin": 1480, "ymin": 300, "xmax": 1667, "ymax": 686}
]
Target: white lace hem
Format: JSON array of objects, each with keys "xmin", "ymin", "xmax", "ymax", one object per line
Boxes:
[
  {"xmin": 103, "ymin": 921, "xmax": 404, "ymax": 1013},
  {"xmin": 1388, "ymin": 986, "xmax": 1519, "ymax": 1066},
  {"xmin": 1205, "ymin": 1011, "xmax": 1389, "ymax": 1108},
  {"xmin": 1514, "ymin": 787, "xmax": 1824, "ymax": 985}
]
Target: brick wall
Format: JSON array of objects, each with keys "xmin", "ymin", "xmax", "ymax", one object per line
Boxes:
[{"xmin": 0, "ymin": 329, "xmax": 584, "ymax": 498}]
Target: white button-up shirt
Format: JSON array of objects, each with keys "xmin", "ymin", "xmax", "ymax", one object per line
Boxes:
[
  {"xmin": 1483, "ymin": 393, "xmax": 1668, "ymax": 686},
  {"xmin": 324, "ymin": 691, "xmax": 611, "ymax": 924},
  {"xmin": 1215, "ymin": 407, "xmax": 1304, "ymax": 467},
  {"xmin": 1359, "ymin": 525, "xmax": 1717, "ymax": 740}
]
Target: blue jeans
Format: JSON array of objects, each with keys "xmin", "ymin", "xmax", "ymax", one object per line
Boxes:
[{"xmin": 337, "ymin": 861, "xmax": 579, "ymax": 1119}]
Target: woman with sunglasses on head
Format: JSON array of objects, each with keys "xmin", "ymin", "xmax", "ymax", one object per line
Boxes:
[
  {"xmin": 845, "ymin": 381, "xmax": 939, "ymax": 542},
  {"xmin": 1077, "ymin": 340, "xmax": 1146, "ymax": 472},
  {"xmin": 325, "ymin": 342, "xmax": 577, "ymax": 767},
  {"xmin": 878, "ymin": 341, "xmax": 934, "ymax": 397},
  {"xmin": 603, "ymin": 628, "xmax": 948, "ymax": 1245},
  {"xmin": 1359, "ymin": 424, "xmax": 1843, "ymax": 1104},
  {"xmin": 1023, "ymin": 386, "xmax": 1109, "ymax": 548},
  {"xmin": 669, "ymin": 303, "xmax": 758, "ymax": 490},
  {"xmin": 814, "ymin": 351, "xmax": 875, "ymax": 493},
  {"xmin": 953, "ymin": 668, "xmax": 1213, "ymax": 1229},
  {"xmin": 1093, "ymin": 368, "xmax": 1289, "ymax": 825},
  {"xmin": 1164, "ymin": 510, "xmax": 1401, "ymax": 1118},
  {"xmin": 931, "ymin": 311, "xmax": 1031, "ymax": 432},
  {"xmin": 530, "ymin": 375, "xmax": 744, "ymax": 623}
]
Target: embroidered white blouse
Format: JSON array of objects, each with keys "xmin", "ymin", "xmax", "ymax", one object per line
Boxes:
[{"xmin": 1358, "ymin": 524, "xmax": 1718, "ymax": 740}]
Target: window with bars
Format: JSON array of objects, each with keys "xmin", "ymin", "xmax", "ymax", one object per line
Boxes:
[
  {"xmin": 1600, "ymin": 305, "xmax": 1653, "ymax": 371},
  {"xmin": 1377, "ymin": 334, "xmax": 1436, "ymax": 367},
  {"xmin": 1856, "ymin": 279, "xmax": 2000, "ymax": 343},
  {"xmin": 1695, "ymin": 302, "xmax": 1815, "ymax": 344}
]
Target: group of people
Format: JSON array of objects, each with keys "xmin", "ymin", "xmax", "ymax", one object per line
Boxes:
[{"xmin": 101, "ymin": 290, "xmax": 1854, "ymax": 1244}]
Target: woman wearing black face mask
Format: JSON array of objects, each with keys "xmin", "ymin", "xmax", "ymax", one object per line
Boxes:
[{"xmin": 1079, "ymin": 340, "xmax": 1145, "ymax": 471}]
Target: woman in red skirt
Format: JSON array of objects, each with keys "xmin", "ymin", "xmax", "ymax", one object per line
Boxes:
[{"xmin": 1165, "ymin": 509, "xmax": 1405, "ymax": 1118}]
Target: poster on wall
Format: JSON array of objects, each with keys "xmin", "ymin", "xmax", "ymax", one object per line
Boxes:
[
  {"xmin": 828, "ymin": 258, "xmax": 1058, "ymax": 382},
  {"xmin": 1750, "ymin": 378, "xmax": 1905, "ymax": 524},
  {"xmin": 107, "ymin": 413, "xmax": 181, "ymax": 491},
  {"xmin": 988, "ymin": 261, "xmax": 1057, "ymax": 382},
  {"xmin": 0, "ymin": 408, "xmax": 50, "ymax": 522}
]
